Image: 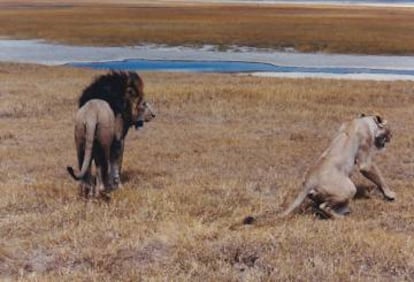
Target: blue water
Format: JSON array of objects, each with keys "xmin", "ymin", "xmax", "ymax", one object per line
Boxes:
[{"xmin": 69, "ymin": 59, "xmax": 414, "ymax": 76}]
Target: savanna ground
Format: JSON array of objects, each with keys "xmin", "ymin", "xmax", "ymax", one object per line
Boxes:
[
  {"xmin": 1, "ymin": 0, "xmax": 414, "ymax": 281},
  {"xmin": 2, "ymin": 64, "xmax": 414, "ymax": 281}
]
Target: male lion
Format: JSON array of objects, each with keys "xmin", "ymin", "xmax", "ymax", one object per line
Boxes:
[
  {"xmin": 282, "ymin": 114, "xmax": 394, "ymax": 219},
  {"xmin": 67, "ymin": 71, "xmax": 154, "ymax": 196}
]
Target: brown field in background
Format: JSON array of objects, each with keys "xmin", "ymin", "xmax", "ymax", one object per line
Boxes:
[
  {"xmin": 1, "ymin": 64, "xmax": 414, "ymax": 280},
  {"xmin": 0, "ymin": 1, "xmax": 414, "ymax": 54}
]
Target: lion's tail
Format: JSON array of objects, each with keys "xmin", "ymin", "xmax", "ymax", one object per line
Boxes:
[
  {"xmin": 280, "ymin": 182, "xmax": 312, "ymax": 217},
  {"xmin": 67, "ymin": 121, "xmax": 97, "ymax": 181}
]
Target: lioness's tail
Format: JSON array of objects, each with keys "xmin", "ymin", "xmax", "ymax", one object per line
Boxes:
[
  {"xmin": 67, "ymin": 121, "xmax": 97, "ymax": 181},
  {"xmin": 280, "ymin": 183, "xmax": 312, "ymax": 217}
]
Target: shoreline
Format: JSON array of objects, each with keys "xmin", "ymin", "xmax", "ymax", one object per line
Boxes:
[
  {"xmin": 248, "ymin": 72, "xmax": 414, "ymax": 81},
  {"xmin": 2, "ymin": 39, "xmax": 414, "ymax": 81}
]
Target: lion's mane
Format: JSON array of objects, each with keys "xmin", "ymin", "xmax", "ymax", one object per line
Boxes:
[{"xmin": 78, "ymin": 71, "xmax": 143, "ymax": 115}]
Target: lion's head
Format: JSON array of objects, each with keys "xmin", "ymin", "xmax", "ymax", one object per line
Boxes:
[
  {"xmin": 134, "ymin": 101, "xmax": 156, "ymax": 129},
  {"xmin": 79, "ymin": 71, "xmax": 145, "ymax": 126}
]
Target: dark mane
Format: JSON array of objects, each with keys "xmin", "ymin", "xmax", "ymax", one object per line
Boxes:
[{"xmin": 79, "ymin": 71, "xmax": 141, "ymax": 114}]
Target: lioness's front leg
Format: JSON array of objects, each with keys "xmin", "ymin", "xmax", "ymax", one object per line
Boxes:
[{"xmin": 360, "ymin": 163, "xmax": 395, "ymax": 201}]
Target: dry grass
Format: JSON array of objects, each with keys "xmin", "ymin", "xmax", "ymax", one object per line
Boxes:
[
  {"xmin": 0, "ymin": 1, "xmax": 414, "ymax": 54},
  {"xmin": 1, "ymin": 63, "xmax": 414, "ymax": 280}
]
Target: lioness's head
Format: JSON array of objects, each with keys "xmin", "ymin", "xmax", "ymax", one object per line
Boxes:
[
  {"xmin": 360, "ymin": 114, "xmax": 392, "ymax": 149},
  {"xmin": 134, "ymin": 101, "xmax": 156, "ymax": 129},
  {"xmin": 374, "ymin": 118, "xmax": 392, "ymax": 149}
]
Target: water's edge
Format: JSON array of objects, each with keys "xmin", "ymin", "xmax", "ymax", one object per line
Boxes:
[{"xmin": 2, "ymin": 39, "xmax": 414, "ymax": 80}]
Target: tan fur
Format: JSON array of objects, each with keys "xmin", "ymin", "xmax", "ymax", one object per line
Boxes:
[
  {"xmin": 282, "ymin": 115, "xmax": 394, "ymax": 219},
  {"xmin": 67, "ymin": 99, "xmax": 115, "ymax": 197}
]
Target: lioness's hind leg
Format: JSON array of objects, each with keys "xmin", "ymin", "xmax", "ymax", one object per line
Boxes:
[
  {"xmin": 319, "ymin": 202, "xmax": 345, "ymax": 219},
  {"xmin": 317, "ymin": 179, "xmax": 356, "ymax": 219}
]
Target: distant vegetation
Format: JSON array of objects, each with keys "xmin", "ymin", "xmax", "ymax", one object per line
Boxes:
[{"xmin": 0, "ymin": 3, "xmax": 413, "ymax": 54}]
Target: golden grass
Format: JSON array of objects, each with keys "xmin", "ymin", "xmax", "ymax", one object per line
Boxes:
[
  {"xmin": 1, "ymin": 63, "xmax": 414, "ymax": 280},
  {"xmin": 0, "ymin": 2, "xmax": 414, "ymax": 54}
]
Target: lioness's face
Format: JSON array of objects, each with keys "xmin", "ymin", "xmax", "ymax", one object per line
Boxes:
[
  {"xmin": 360, "ymin": 114, "xmax": 391, "ymax": 150},
  {"xmin": 372, "ymin": 115, "xmax": 391, "ymax": 149},
  {"xmin": 134, "ymin": 101, "xmax": 156, "ymax": 129},
  {"xmin": 375, "ymin": 125, "xmax": 392, "ymax": 149}
]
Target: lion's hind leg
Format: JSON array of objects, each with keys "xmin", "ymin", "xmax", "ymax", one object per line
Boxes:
[
  {"xmin": 94, "ymin": 141, "xmax": 114, "ymax": 198},
  {"xmin": 79, "ymin": 180, "xmax": 93, "ymax": 198},
  {"xmin": 76, "ymin": 143, "xmax": 94, "ymax": 198}
]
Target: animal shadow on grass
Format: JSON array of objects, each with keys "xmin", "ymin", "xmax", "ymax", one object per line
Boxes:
[
  {"xmin": 354, "ymin": 184, "xmax": 375, "ymax": 200},
  {"xmin": 121, "ymin": 169, "xmax": 148, "ymax": 184},
  {"xmin": 73, "ymin": 175, "xmax": 112, "ymax": 203},
  {"xmin": 305, "ymin": 185, "xmax": 374, "ymax": 219},
  {"xmin": 121, "ymin": 169, "xmax": 170, "ymax": 190},
  {"xmin": 236, "ymin": 184, "xmax": 379, "ymax": 227}
]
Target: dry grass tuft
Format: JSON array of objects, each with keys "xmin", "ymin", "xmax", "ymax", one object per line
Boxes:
[{"xmin": 1, "ymin": 64, "xmax": 414, "ymax": 280}]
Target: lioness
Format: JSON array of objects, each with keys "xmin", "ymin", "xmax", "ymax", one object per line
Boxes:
[{"xmin": 282, "ymin": 114, "xmax": 394, "ymax": 219}]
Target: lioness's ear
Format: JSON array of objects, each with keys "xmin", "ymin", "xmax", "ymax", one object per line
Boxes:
[
  {"xmin": 375, "ymin": 115, "xmax": 383, "ymax": 124},
  {"xmin": 374, "ymin": 115, "xmax": 387, "ymax": 128}
]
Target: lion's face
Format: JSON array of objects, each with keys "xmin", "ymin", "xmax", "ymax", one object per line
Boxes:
[
  {"xmin": 134, "ymin": 101, "xmax": 156, "ymax": 129},
  {"xmin": 125, "ymin": 73, "xmax": 145, "ymax": 123}
]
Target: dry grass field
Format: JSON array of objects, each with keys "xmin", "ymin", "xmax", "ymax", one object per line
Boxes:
[
  {"xmin": 0, "ymin": 1, "xmax": 414, "ymax": 54},
  {"xmin": 1, "ymin": 0, "xmax": 414, "ymax": 280},
  {"xmin": 1, "ymin": 63, "xmax": 414, "ymax": 280}
]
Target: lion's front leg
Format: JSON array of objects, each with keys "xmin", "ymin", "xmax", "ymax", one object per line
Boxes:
[
  {"xmin": 360, "ymin": 163, "xmax": 395, "ymax": 201},
  {"xmin": 110, "ymin": 114, "xmax": 125, "ymax": 189},
  {"xmin": 110, "ymin": 138, "xmax": 124, "ymax": 189}
]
